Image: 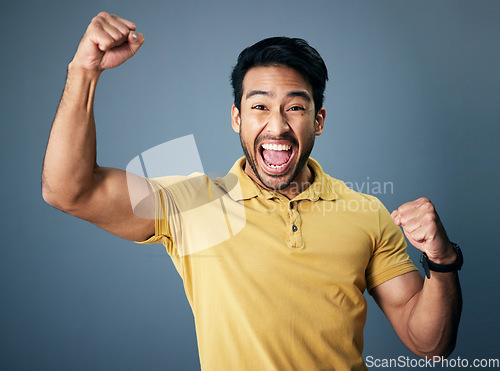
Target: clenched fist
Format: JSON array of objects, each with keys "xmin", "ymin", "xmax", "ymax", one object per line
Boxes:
[
  {"xmin": 391, "ymin": 197, "xmax": 456, "ymax": 264},
  {"xmin": 71, "ymin": 12, "xmax": 144, "ymax": 72}
]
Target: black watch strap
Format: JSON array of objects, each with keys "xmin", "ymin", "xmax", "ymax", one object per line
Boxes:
[{"xmin": 420, "ymin": 242, "xmax": 463, "ymax": 279}]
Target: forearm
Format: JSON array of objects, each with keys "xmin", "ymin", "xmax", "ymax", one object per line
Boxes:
[
  {"xmin": 42, "ymin": 64, "xmax": 102, "ymax": 208},
  {"xmin": 407, "ymin": 270, "xmax": 462, "ymax": 357}
]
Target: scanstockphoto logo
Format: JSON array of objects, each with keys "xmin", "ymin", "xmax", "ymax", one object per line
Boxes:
[
  {"xmin": 125, "ymin": 134, "xmax": 246, "ymax": 257},
  {"xmin": 365, "ymin": 355, "xmax": 500, "ymax": 368}
]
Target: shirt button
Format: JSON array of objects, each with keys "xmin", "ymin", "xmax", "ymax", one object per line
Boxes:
[{"xmin": 292, "ymin": 225, "xmax": 298, "ymax": 232}]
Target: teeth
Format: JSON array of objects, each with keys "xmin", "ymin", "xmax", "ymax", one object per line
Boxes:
[
  {"xmin": 268, "ymin": 163, "xmax": 286, "ymax": 169},
  {"xmin": 261, "ymin": 143, "xmax": 291, "ymax": 151}
]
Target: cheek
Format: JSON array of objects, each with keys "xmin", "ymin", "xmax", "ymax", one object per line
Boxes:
[
  {"xmin": 240, "ymin": 119, "xmax": 264, "ymax": 142},
  {"xmin": 239, "ymin": 126, "xmax": 258, "ymax": 151},
  {"xmin": 292, "ymin": 120, "xmax": 316, "ymax": 141}
]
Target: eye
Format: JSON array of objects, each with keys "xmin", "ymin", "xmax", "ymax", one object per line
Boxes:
[
  {"xmin": 252, "ymin": 105, "xmax": 266, "ymax": 110},
  {"xmin": 288, "ymin": 106, "xmax": 305, "ymax": 111}
]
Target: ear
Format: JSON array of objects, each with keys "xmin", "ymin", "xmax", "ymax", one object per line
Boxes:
[
  {"xmin": 314, "ymin": 108, "xmax": 326, "ymax": 136},
  {"xmin": 231, "ymin": 104, "xmax": 241, "ymax": 133}
]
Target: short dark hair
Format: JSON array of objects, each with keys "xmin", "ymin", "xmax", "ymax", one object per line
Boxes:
[{"xmin": 231, "ymin": 37, "xmax": 329, "ymax": 115}]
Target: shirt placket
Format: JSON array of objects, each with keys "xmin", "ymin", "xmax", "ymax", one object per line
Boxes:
[{"xmin": 287, "ymin": 201, "xmax": 304, "ymax": 249}]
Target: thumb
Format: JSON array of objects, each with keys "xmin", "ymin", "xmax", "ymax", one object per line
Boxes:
[{"xmin": 128, "ymin": 31, "xmax": 145, "ymax": 54}]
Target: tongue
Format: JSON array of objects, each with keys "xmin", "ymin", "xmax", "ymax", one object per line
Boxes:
[{"xmin": 262, "ymin": 149, "xmax": 291, "ymax": 166}]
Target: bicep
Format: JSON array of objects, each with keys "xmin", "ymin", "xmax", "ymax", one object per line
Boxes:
[
  {"xmin": 370, "ymin": 271, "xmax": 424, "ymax": 348},
  {"xmin": 69, "ymin": 166, "xmax": 155, "ymax": 241}
]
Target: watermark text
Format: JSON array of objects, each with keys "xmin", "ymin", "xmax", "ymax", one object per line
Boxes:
[{"xmin": 365, "ymin": 355, "xmax": 500, "ymax": 368}]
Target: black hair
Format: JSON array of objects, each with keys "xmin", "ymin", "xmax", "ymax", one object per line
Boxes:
[{"xmin": 231, "ymin": 37, "xmax": 328, "ymax": 115}]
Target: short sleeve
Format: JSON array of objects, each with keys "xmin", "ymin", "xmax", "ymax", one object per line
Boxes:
[
  {"xmin": 133, "ymin": 178, "xmax": 176, "ymax": 254},
  {"xmin": 365, "ymin": 198, "xmax": 418, "ymax": 291},
  {"xmin": 133, "ymin": 172, "xmax": 220, "ymax": 257}
]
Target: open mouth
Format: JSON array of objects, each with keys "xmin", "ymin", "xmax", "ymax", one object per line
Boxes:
[{"xmin": 259, "ymin": 142, "xmax": 294, "ymax": 174}]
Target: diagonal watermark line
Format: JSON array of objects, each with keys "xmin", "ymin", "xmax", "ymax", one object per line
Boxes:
[{"xmin": 139, "ymin": 153, "xmax": 149, "ymax": 179}]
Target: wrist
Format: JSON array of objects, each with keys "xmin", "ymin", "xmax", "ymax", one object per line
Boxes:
[
  {"xmin": 61, "ymin": 62, "xmax": 102, "ymax": 112},
  {"xmin": 420, "ymin": 242, "xmax": 463, "ymax": 279},
  {"xmin": 426, "ymin": 242, "xmax": 457, "ymax": 265},
  {"xmin": 68, "ymin": 61, "xmax": 102, "ymax": 81}
]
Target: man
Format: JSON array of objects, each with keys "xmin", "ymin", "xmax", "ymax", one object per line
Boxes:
[{"xmin": 42, "ymin": 12, "xmax": 462, "ymax": 371}]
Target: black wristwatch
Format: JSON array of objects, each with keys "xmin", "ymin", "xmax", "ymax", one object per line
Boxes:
[{"xmin": 420, "ymin": 242, "xmax": 463, "ymax": 279}]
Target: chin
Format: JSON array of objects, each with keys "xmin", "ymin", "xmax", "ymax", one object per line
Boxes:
[{"xmin": 257, "ymin": 161, "xmax": 298, "ymax": 191}]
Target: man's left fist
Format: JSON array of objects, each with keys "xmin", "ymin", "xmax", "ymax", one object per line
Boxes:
[{"xmin": 391, "ymin": 197, "xmax": 456, "ymax": 264}]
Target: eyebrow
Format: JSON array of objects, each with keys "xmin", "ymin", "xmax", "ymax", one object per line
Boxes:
[
  {"xmin": 245, "ymin": 90, "xmax": 311, "ymax": 102},
  {"xmin": 287, "ymin": 91, "xmax": 311, "ymax": 102},
  {"xmin": 246, "ymin": 90, "xmax": 272, "ymax": 99}
]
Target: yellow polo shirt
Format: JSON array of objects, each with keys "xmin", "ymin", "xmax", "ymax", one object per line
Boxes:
[{"xmin": 136, "ymin": 157, "xmax": 418, "ymax": 371}]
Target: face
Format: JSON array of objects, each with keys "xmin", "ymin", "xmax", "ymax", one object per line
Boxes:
[{"xmin": 231, "ymin": 65, "xmax": 325, "ymax": 197}]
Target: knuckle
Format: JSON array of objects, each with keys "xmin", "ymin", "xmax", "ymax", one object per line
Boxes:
[
  {"xmin": 423, "ymin": 213, "xmax": 435, "ymax": 224},
  {"xmin": 424, "ymin": 202, "xmax": 435, "ymax": 213},
  {"xmin": 88, "ymin": 20, "xmax": 101, "ymax": 30},
  {"xmin": 109, "ymin": 14, "xmax": 122, "ymax": 22},
  {"xmin": 90, "ymin": 15, "xmax": 105, "ymax": 28}
]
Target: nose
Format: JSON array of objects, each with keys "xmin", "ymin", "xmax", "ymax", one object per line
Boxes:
[{"xmin": 265, "ymin": 108, "xmax": 290, "ymax": 136}]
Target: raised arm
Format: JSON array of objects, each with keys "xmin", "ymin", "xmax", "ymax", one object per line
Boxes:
[
  {"xmin": 42, "ymin": 12, "xmax": 154, "ymax": 241},
  {"xmin": 371, "ymin": 198, "xmax": 462, "ymax": 358}
]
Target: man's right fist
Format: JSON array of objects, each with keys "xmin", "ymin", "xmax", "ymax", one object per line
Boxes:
[{"xmin": 71, "ymin": 12, "xmax": 144, "ymax": 72}]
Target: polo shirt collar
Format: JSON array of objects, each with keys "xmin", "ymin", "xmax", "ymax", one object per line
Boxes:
[{"xmin": 224, "ymin": 157, "xmax": 337, "ymax": 202}]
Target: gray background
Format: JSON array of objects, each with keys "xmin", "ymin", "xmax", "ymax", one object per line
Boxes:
[{"xmin": 1, "ymin": 0, "xmax": 499, "ymax": 369}]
